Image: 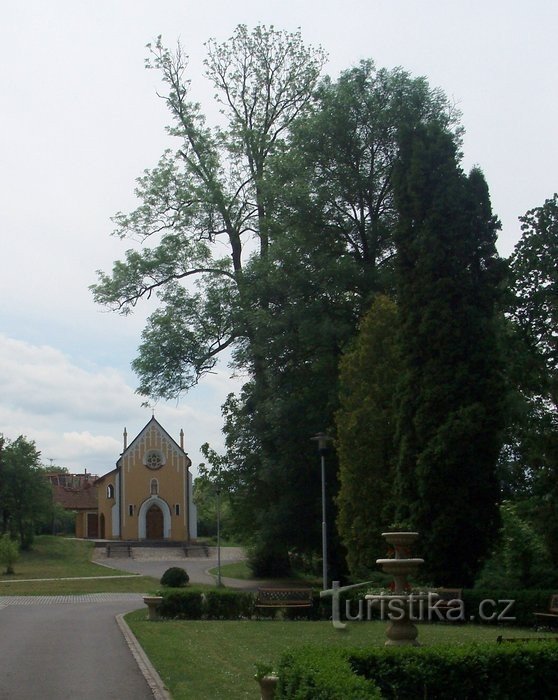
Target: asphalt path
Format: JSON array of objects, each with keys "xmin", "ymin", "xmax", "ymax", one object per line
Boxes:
[
  {"xmin": 0, "ymin": 547, "xmax": 253, "ymax": 699},
  {"xmin": 0, "ymin": 597, "xmax": 154, "ymax": 700}
]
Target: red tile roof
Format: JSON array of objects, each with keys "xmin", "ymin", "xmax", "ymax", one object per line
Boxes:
[{"xmin": 51, "ymin": 482, "xmax": 98, "ymax": 511}]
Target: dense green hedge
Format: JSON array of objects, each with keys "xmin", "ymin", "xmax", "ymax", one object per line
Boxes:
[
  {"xmin": 277, "ymin": 643, "xmax": 558, "ymax": 699},
  {"xmin": 277, "ymin": 647, "xmax": 381, "ymax": 699},
  {"xmin": 159, "ymin": 590, "xmax": 204, "ymax": 619},
  {"xmin": 156, "ymin": 588, "xmax": 557, "ymax": 625},
  {"xmin": 158, "ymin": 588, "xmax": 255, "ymax": 619},
  {"xmin": 204, "ymin": 589, "xmax": 254, "ymax": 619},
  {"xmin": 350, "ymin": 642, "xmax": 558, "ymax": 699},
  {"xmin": 463, "ymin": 589, "xmax": 554, "ymax": 627}
]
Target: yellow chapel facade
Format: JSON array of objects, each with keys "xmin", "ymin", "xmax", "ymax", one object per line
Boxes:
[{"xmin": 95, "ymin": 417, "xmax": 196, "ymax": 542}]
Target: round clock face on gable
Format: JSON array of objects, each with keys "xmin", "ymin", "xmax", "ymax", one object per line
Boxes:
[{"xmin": 144, "ymin": 449, "xmax": 165, "ymax": 470}]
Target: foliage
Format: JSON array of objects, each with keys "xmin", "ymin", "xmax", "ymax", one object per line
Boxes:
[
  {"xmin": 200, "ymin": 59, "xmax": 462, "ymax": 577},
  {"xmin": 336, "ymin": 295, "xmax": 400, "ymax": 578},
  {"xmin": 0, "ymin": 436, "xmax": 53, "ymax": 549},
  {"xmin": 157, "ymin": 588, "xmax": 254, "ymax": 619},
  {"xmin": 159, "ymin": 590, "xmax": 204, "ymax": 619},
  {"xmin": 349, "ymin": 642, "xmax": 558, "ymax": 699},
  {"xmin": 509, "ymin": 194, "xmax": 558, "ymax": 391},
  {"xmin": 91, "ymin": 25, "xmax": 326, "ymax": 398},
  {"xmin": 505, "ymin": 194, "xmax": 558, "ymax": 565},
  {"xmin": 279, "ymin": 641, "xmax": 558, "ymax": 699},
  {"xmin": 192, "ymin": 474, "xmax": 235, "ymax": 540},
  {"xmin": 247, "ymin": 539, "xmax": 292, "ymax": 579},
  {"xmin": 0, "ymin": 533, "xmax": 19, "ymax": 574},
  {"xmin": 204, "ymin": 589, "xmax": 254, "ymax": 619},
  {"xmin": 278, "ymin": 647, "xmax": 380, "ymax": 699},
  {"xmin": 475, "ymin": 502, "xmax": 556, "ymax": 590},
  {"xmin": 160, "ymin": 566, "xmax": 189, "ymax": 587},
  {"xmin": 393, "ymin": 123, "xmax": 505, "ymax": 586}
]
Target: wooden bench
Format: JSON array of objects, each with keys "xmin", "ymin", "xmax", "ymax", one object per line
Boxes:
[
  {"xmin": 433, "ymin": 588, "xmax": 463, "ymax": 613},
  {"xmin": 534, "ymin": 594, "xmax": 558, "ymax": 628},
  {"xmin": 106, "ymin": 543, "xmax": 132, "ymax": 558},
  {"xmin": 255, "ymin": 588, "xmax": 313, "ymax": 610}
]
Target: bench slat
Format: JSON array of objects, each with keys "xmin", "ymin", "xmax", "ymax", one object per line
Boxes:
[{"xmin": 255, "ymin": 588, "xmax": 313, "ymax": 608}]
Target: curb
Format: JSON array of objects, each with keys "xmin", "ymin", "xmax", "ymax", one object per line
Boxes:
[{"xmin": 116, "ymin": 613, "xmax": 172, "ymax": 700}]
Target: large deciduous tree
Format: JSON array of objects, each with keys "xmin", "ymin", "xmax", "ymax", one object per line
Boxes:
[
  {"xmin": 91, "ymin": 25, "xmax": 326, "ymax": 400},
  {"xmin": 506, "ymin": 194, "xmax": 558, "ymax": 563},
  {"xmin": 393, "ymin": 123, "xmax": 505, "ymax": 586}
]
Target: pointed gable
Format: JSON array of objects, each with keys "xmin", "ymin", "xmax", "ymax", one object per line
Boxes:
[{"xmin": 118, "ymin": 416, "xmax": 191, "ymax": 472}]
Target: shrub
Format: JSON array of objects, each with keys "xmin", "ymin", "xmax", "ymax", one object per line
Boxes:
[
  {"xmin": 0, "ymin": 534, "xmax": 19, "ymax": 574},
  {"xmin": 277, "ymin": 647, "xmax": 380, "ymax": 699},
  {"xmin": 475, "ymin": 502, "xmax": 556, "ymax": 589},
  {"xmin": 160, "ymin": 566, "xmax": 189, "ymax": 588},
  {"xmin": 350, "ymin": 642, "xmax": 558, "ymax": 698},
  {"xmin": 159, "ymin": 590, "xmax": 203, "ymax": 619},
  {"xmin": 278, "ymin": 643, "xmax": 558, "ymax": 699},
  {"xmin": 204, "ymin": 589, "xmax": 254, "ymax": 619}
]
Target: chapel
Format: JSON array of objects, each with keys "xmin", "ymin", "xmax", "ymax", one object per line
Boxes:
[{"xmin": 94, "ymin": 416, "xmax": 197, "ymax": 542}]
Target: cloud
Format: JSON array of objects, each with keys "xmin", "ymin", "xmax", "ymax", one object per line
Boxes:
[
  {"xmin": 0, "ymin": 334, "xmax": 139, "ymax": 422},
  {"xmin": 0, "ymin": 333, "xmax": 238, "ymax": 477}
]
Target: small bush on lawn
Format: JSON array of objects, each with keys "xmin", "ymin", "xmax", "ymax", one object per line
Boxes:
[
  {"xmin": 159, "ymin": 590, "xmax": 203, "ymax": 619},
  {"xmin": 160, "ymin": 566, "xmax": 189, "ymax": 587},
  {"xmin": 205, "ymin": 589, "xmax": 254, "ymax": 619}
]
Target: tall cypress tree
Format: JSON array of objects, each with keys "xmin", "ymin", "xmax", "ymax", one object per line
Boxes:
[{"xmin": 393, "ymin": 124, "xmax": 505, "ymax": 586}]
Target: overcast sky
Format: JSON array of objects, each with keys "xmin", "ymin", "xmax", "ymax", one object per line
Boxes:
[{"xmin": 1, "ymin": 0, "xmax": 556, "ymax": 477}]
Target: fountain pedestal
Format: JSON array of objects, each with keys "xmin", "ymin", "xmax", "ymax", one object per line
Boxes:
[{"xmin": 367, "ymin": 531, "xmax": 428, "ymax": 647}]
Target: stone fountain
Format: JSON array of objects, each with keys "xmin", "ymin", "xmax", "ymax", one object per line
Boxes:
[{"xmin": 367, "ymin": 531, "xmax": 430, "ymax": 646}]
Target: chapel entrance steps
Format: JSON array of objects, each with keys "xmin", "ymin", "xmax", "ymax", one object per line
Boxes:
[{"xmin": 96, "ymin": 540, "xmax": 210, "ymax": 559}]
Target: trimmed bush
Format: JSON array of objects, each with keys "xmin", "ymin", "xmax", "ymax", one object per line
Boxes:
[
  {"xmin": 160, "ymin": 566, "xmax": 189, "ymax": 588},
  {"xmin": 159, "ymin": 590, "xmax": 203, "ymax": 619},
  {"xmin": 278, "ymin": 643, "xmax": 558, "ymax": 699},
  {"xmin": 277, "ymin": 647, "xmax": 381, "ymax": 699},
  {"xmin": 205, "ymin": 589, "xmax": 254, "ymax": 619},
  {"xmin": 350, "ymin": 642, "xmax": 558, "ymax": 699}
]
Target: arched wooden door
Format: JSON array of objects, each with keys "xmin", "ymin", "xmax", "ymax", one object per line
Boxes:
[{"xmin": 146, "ymin": 504, "xmax": 164, "ymax": 540}]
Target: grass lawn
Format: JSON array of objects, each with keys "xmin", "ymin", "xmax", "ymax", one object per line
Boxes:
[
  {"xmin": 208, "ymin": 559, "xmax": 321, "ymax": 587},
  {"xmin": 125, "ymin": 614, "xmax": 557, "ymax": 700},
  {"xmin": 0, "ymin": 536, "xmax": 160, "ymax": 595}
]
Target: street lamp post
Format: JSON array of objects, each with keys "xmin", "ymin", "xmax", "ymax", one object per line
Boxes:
[
  {"xmin": 311, "ymin": 432, "xmax": 332, "ymax": 591},
  {"xmin": 216, "ymin": 478, "xmax": 222, "ymax": 587}
]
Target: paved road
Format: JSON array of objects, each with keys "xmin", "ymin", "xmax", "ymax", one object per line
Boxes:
[
  {"xmin": 0, "ymin": 596, "xmax": 155, "ymax": 700},
  {"xmin": 97, "ymin": 546, "xmax": 256, "ymax": 589},
  {"xmin": 0, "ymin": 547, "xmax": 253, "ymax": 699}
]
